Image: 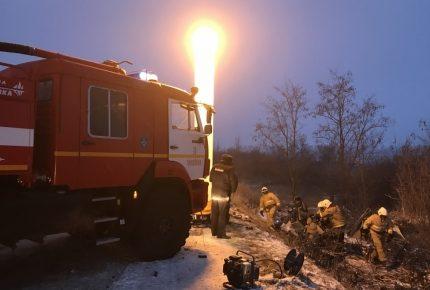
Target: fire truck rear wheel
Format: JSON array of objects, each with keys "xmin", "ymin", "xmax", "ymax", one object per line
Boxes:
[{"xmin": 133, "ymin": 183, "xmax": 191, "ymax": 261}]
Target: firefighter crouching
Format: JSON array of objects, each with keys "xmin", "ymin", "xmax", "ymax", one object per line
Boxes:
[
  {"xmin": 362, "ymin": 207, "xmax": 393, "ymax": 263},
  {"xmin": 305, "ymin": 214, "xmax": 324, "ymax": 239},
  {"xmin": 317, "ymin": 198, "xmax": 346, "ymax": 242},
  {"xmin": 209, "ymin": 154, "xmax": 238, "ymax": 239},
  {"xmin": 259, "ymin": 187, "xmax": 281, "ymax": 226}
]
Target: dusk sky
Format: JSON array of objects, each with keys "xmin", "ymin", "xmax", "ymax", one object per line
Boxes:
[{"xmin": 1, "ymin": 0, "xmax": 429, "ymax": 147}]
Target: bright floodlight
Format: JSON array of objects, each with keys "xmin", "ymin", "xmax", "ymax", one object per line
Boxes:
[
  {"xmin": 138, "ymin": 71, "xmax": 158, "ymax": 81},
  {"xmin": 190, "ymin": 23, "xmax": 222, "ymax": 106},
  {"xmin": 189, "ymin": 21, "xmax": 223, "ymax": 205}
]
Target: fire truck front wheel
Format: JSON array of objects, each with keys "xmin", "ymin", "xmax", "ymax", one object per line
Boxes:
[{"xmin": 133, "ymin": 183, "xmax": 191, "ymax": 261}]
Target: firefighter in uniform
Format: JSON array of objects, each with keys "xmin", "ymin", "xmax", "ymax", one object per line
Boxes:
[
  {"xmin": 317, "ymin": 198, "xmax": 346, "ymax": 242},
  {"xmin": 209, "ymin": 154, "xmax": 238, "ymax": 239},
  {"xmin": 362, "ymin": 207, "xmax": 393, "ymax": 263},
  {"xmin": 305, "ymin": 215, "xmax": 324, "ymax": 239},
  {"xmin": 293, "ymin": 196, "xmax": 308, "ymax": 225},
  {"xmin": 259, "ymin": 187, "xmax": 281, "ymax": 226}
]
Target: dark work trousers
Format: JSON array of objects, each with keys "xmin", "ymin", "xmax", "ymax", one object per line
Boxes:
[
  {"xmin": 211, "ymin": 199, "xmax": 229, "ymax": 237},
  {"xmin": 332, "ymin": 226, "xmax": 345, "ymax": 243},
  {"xmin": 226, "ymin": 199, "xmax": 231, "ymax": 224}
]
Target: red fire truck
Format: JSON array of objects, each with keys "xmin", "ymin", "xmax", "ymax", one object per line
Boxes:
[{"xmin": 0, "ymin": 42, "xmax": 212, "ymax": 260}]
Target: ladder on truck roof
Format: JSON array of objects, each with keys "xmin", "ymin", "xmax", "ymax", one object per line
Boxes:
[{"xmin": 0, "ymin": 42, "xmax": 125, "ymax": 75}]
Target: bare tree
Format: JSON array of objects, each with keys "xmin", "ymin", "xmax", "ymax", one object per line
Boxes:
[
  {"xmin": 254, "ymin": 81, "xmax": 308, "ymax": 196},
  {"xmin": 234, "ymin": 136, "xmax": 242, "ymax": 152},
  {"xmin": 315, "ymin": 71, "xmax": 356, "ymax": 169},
  {"xmin": 314, "ymin": 71, "xmax": 390, "ymax": 203},
  {"xmin": 315, "ymin": 71, "xmax": 390, "ymax": 169}
]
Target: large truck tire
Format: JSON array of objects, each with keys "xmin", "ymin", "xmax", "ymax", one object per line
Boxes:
[{"xmin": 132, "ymin": 183, "xmax": 191, "ymax": 261}]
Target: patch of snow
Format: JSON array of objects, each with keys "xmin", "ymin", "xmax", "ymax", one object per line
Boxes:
[
  {"xmin": 113, "ymin": 227, "xmax": 236, "ymax": 289},
  {"xmin": 14, "ymin": 239, "xmax": 41, "ymax": 256}
]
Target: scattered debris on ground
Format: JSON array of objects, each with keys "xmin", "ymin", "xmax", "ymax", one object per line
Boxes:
[
  {"xmin": 0, "ymin": 204, "xmax": 428, "ymax": 289},
  {"xmin": 232, "ymin": 203, "xmax": 430, "ymax": 289}
]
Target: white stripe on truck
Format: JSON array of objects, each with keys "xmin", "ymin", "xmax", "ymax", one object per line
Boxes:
[{"xmin": 0, "ymin": 126, "xmax": 34, "ymax": 147}]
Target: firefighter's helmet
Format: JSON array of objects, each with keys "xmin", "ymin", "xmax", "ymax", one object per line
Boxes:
[
  {"xmin": 221, "ymin": 154, "xmax": 233, "ymax": 165},
  {"xmin": 317, "ymin": 199, "xmax": 332, "ymax": 209},
  {"xmin": 378, "ymin": 207, "xmax": 388, "ymax": 216}
]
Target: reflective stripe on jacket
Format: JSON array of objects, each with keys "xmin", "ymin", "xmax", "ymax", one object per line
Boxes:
[{"xmin": 209, "ymin": 162, "xmax": 238, "ymax": 198}]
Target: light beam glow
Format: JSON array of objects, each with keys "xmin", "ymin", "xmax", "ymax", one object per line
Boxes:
[
  {"xmin": 188, "ymin": 21, "xmax": 223, "ymax": 205},
  {"xmin": 189, "ymin": 21, "xmax": 223, "ymax": 106}
]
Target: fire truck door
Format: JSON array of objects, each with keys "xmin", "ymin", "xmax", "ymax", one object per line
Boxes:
[
  {"xmin": 33, "ymin": 78, "xmax": 55, "ymax": 179},
  {"xmin": 78, "ymin": 82, "xmax": 132, "ymax": 188},
  {"xmin": 168, "ymin": 99, "xmax": 205, "ymax": 180}
]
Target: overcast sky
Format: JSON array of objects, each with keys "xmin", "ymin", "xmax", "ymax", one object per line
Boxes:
[{"xmin": 1, "ymin": 0, "xmax": 429, "ymax": 147}]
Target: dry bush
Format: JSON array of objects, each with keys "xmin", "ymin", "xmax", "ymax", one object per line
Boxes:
[
  {"xmin": 391, "ymin": 211, "xmax": 430, "ymax": 250},
  {"xmin": 395, "ymin": 144, "xmax": 430, "ymax": 224},
  {"xmin": 215, "ymin": 149, "xmax": 288, "ymax": 185},
  {"xmin": 231, "ymin": 182, "xmax": 261, "ymax": 210}
]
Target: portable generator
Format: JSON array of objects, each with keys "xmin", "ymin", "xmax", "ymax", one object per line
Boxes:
[
  {"xmin": 223, "ymin": 251, "xmax": 260, "ymax": 288},
  {"xmin": 223, "ymin": 249, "xmax": 305, "ymax": 288}
]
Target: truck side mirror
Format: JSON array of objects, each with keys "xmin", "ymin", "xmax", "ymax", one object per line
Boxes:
[{"xmin": 204, "ymin": 124, "xmax": 213, "ymax": 135}]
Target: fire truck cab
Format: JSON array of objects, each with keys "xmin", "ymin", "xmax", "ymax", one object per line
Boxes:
[{"xmin": 0, "ymin": 42, "xmax": 211, "ymax": 260}]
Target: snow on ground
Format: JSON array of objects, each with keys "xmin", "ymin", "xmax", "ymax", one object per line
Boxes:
[
  {"xmin": 113, "ymin": 219, "xmax": 344, "ymax": 290},
  {"xmin": 1, "ymin": 204, "xmax": 429, "ymax": 289},
  {"xmin": 0, "ymin": 215, "xmax": 345, "ymax": 290},
  {"xmin": 226, "ymin": 214, "xmax": 344, "ymax": 290},
  {"xmin": 113, "ymin": 227, "xmax": 235, "ymax": 289},
  {"xmin": 113, "ymin": 208, "xmax": 343, "ymax": 290}
]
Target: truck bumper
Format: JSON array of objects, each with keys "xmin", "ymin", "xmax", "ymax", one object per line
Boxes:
[{"xmin": 191, "ymin": 179, "xmax": 209, "ymax": 213}]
